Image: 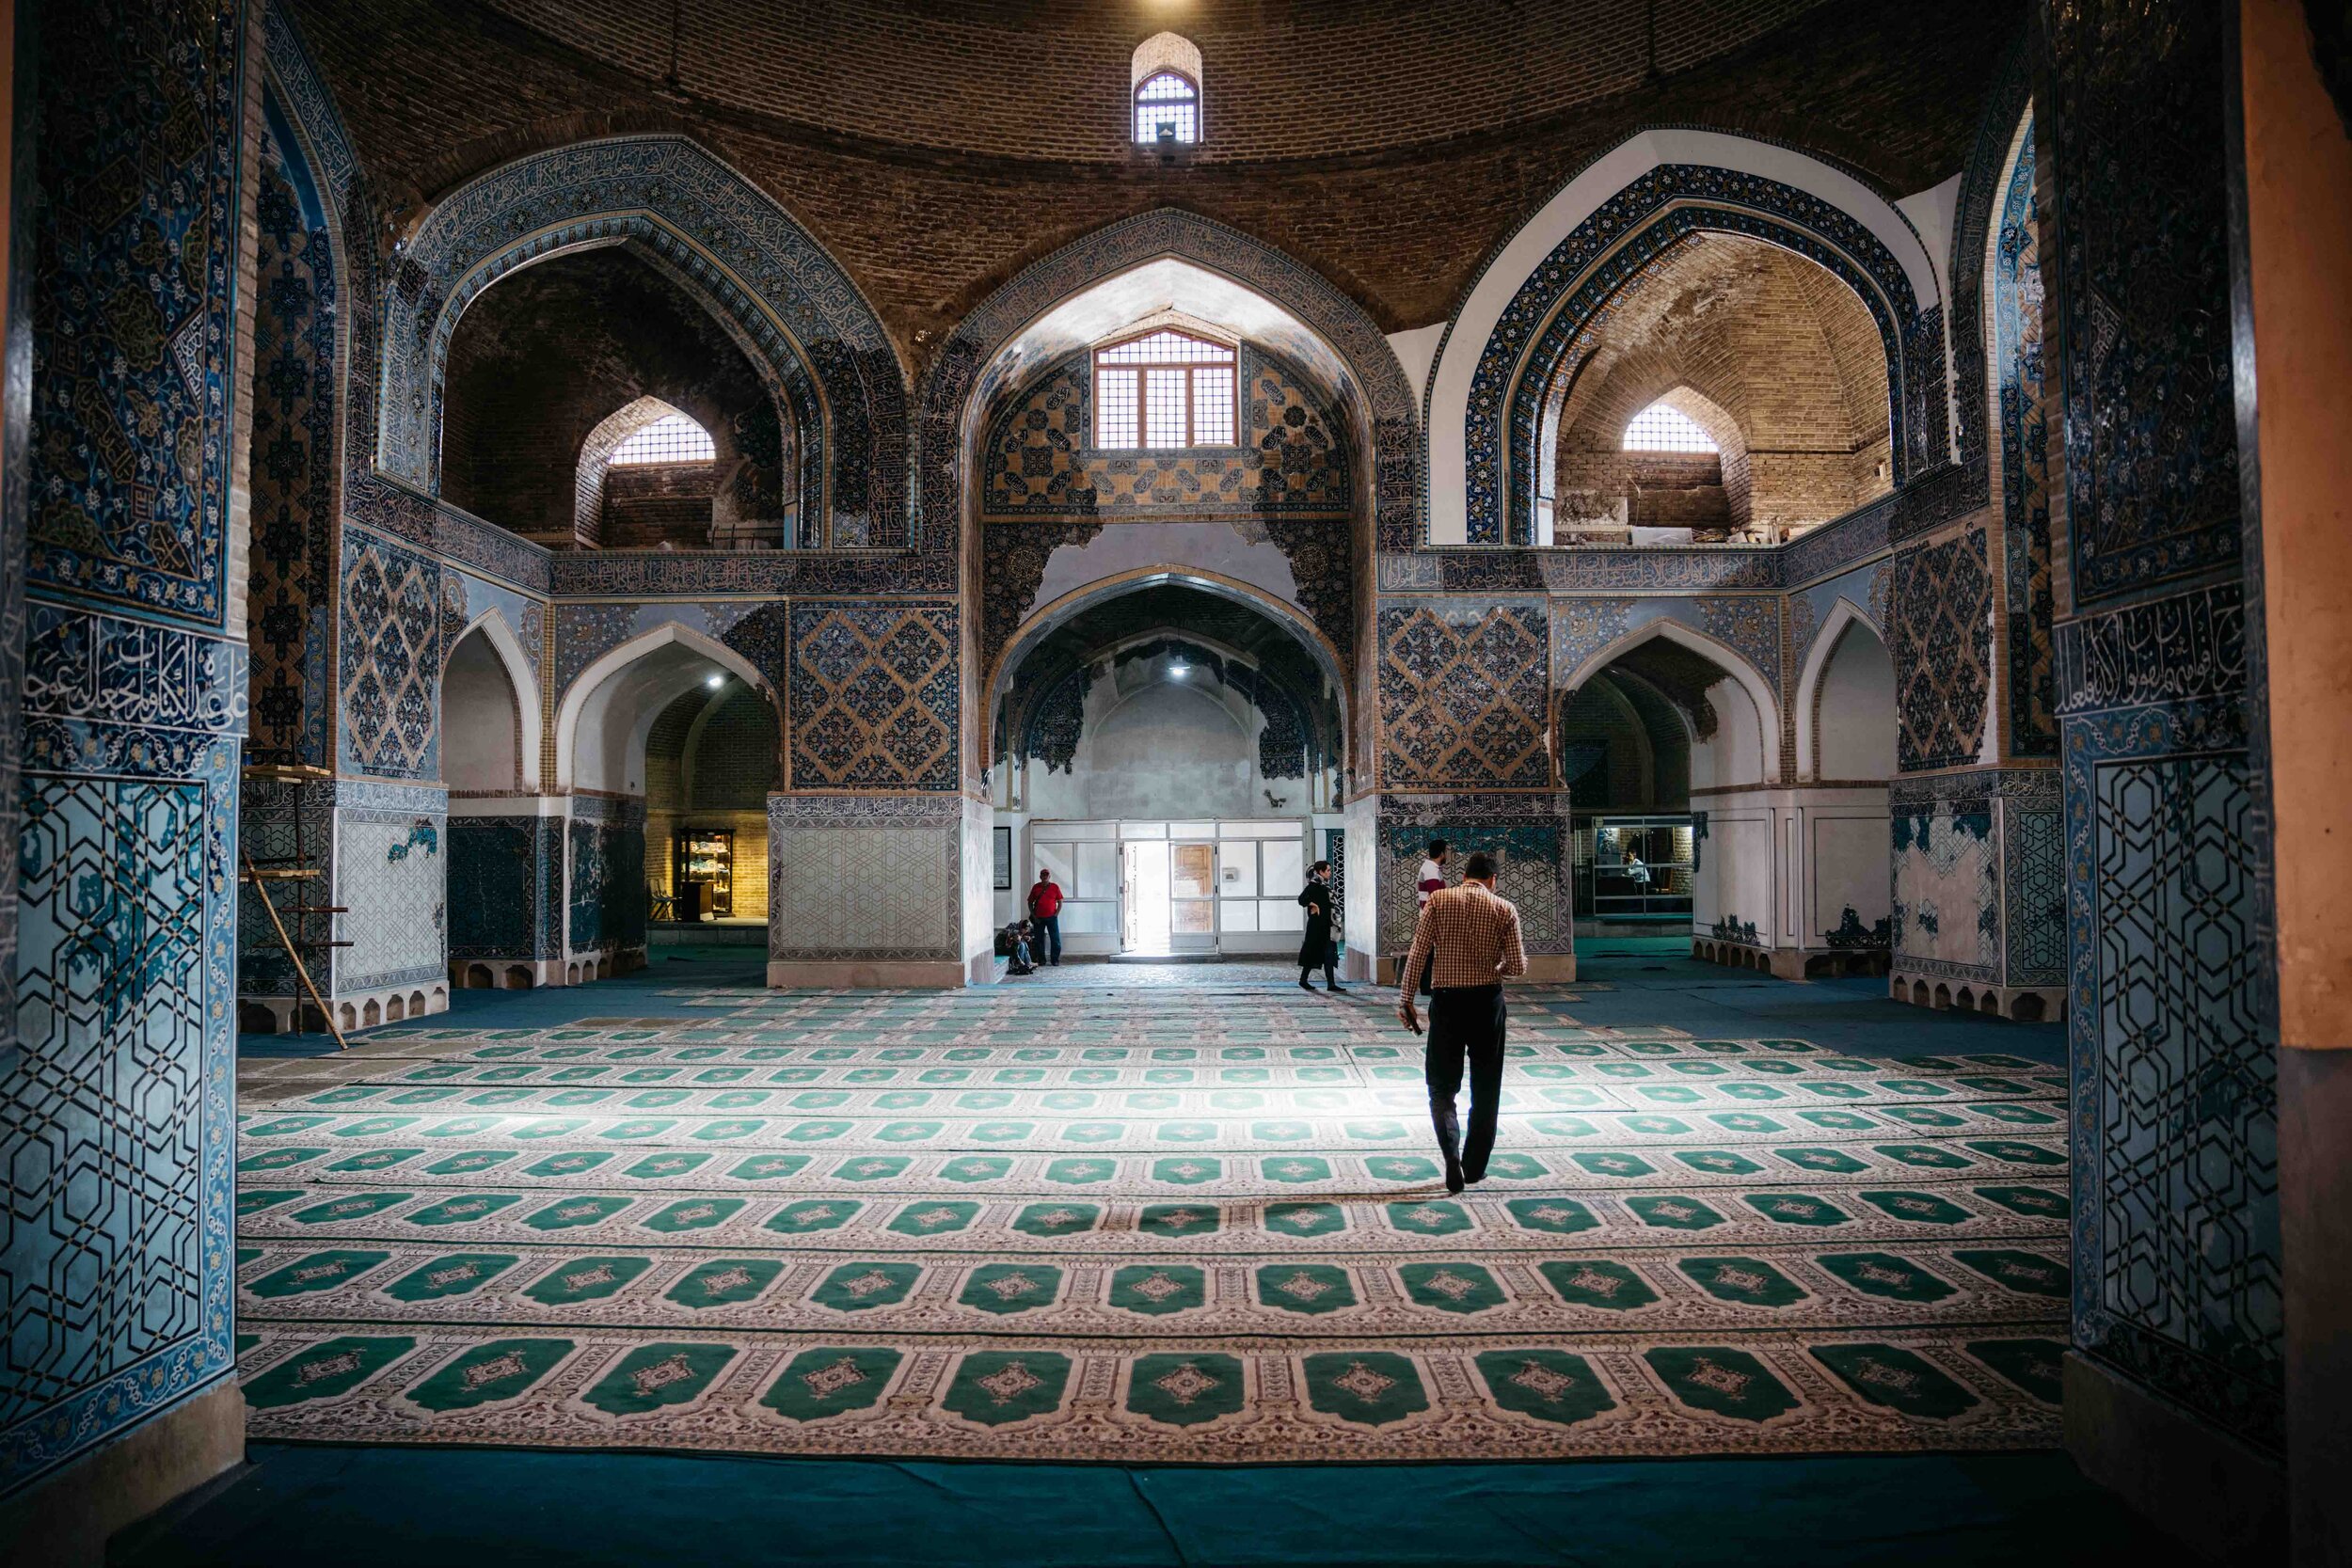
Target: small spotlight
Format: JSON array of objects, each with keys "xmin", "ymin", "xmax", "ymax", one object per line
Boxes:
[
  {"xmin": 707, "ymin": 673, "xmax": 724, "ymax": 689},
  {"xmin": 1168, "ymin": 661, "xmax": 1189, "ymax": 678}
]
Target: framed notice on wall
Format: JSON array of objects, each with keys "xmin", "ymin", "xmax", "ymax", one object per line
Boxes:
[{"xmin": 993, "ymin": 826, "xmax": 1013, "ymax": 890}]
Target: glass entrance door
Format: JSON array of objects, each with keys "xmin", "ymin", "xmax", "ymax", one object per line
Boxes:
[{"xmin": 1120, "ymin": 840, "xmax": 1170, "ymax": 954}]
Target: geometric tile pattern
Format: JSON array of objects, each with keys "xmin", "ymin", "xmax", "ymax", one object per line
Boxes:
[
  {"xmin": 568, "ymin": 811, "xmax": 647, "ymax": 958},
  {"xmin": 787, "ymin": 605, "xmax": 958, "ymax": 791},
  {"xmin": 922, "ymin": 209, "xmax": 1419, "ymax": 554},
  {"xmin": 24, "ymin": 0, "xmax": 244, "ymax": 626},
  {"xmin": 767, "ymin": 825, "xmax": 959, "ymax": 960},
  {"xmin": 448, "ymin": 817, "xmax": 564, "ymax": 963},
  {"xmin": 1375, "ymin": 809, "xmax": 1569, "ymax": 958},
  {"xmin": 230, "ymin": 995, "xmax": 2067, "ymax": 1460},
  {"xmin": 2046, "ymin": 0, "xmax": 2278, "ymax": 1458},
  {"xmin": 1376, "ymin": 604, "xmax": 1551, "ymax": 789},
  {"xmin": 1464, "ymin": 165, "xmax": 1938, "ymax": 545},
  {"xmin": 2045, "ymin": 1, "xmax": 2243, "ymax": 607},
  {"xmin": 375, "ymin": 136, "xmax": 900, "ymax": 547},
  {"xmin": 981, "ymin": 348, "xmax": 1348, "ymax": 518},
  {"xmin": 7, "ymin": 0, "xmax": 246, "ymax": 1489},
  {"xmin": 246, "ymin": 95, "xmax": 342, "ymax": 769},
  {"xmin": 339, "ymin": 531, "xmax": 443, "ymax": 780},
  {"xmin": 1892, "ymin": 531, "xmax": 1990, "ymax": 772},
  {"xmin": 5, "ymin": 777, "xmax": 211, "ymax": 1431},
  {"xmin": 1992, "ymin": 119, "xmax": 2057, "ymax": 758},
  {"xmin": 2085, "ymin": 753, "xmax": 2278, "ymax": 1447}
]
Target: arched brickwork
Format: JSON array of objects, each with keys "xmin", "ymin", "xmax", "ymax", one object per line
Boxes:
[
  {"xmin": 920, "ymin": 208, "xmax": 1418, "ymax": 559},
  {"xmin": 377, "ymin": 135, "xmax": 905, "ymax": 547},
  {"xmin": 1426, "ymin": 128, "xmax": 1949, "ymax": 546}
]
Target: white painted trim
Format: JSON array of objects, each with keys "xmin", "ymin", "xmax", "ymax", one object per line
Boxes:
[
  {"xmin": 552, "ymin": 622, "xmax": 771, "ymax": 793},
  {"xmin": 1425, "ymin": 129, "xmax": 1945, "ymax": 545},
  {"xmin": 1557, "ymin": 616, "xmax": 1783, "ymax": 785},
  {"xmin": 446, "ymin": 610, "xmax": 545, "ymax": 792},
  {"xmin": 1789, "ymin": 597, "xmax": 1888, "ymax": 780}
]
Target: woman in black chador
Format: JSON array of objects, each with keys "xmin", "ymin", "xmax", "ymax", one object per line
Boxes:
[{"xmin": 1297, "ymin": 860, "xmax": 1343, "ymax": 992}]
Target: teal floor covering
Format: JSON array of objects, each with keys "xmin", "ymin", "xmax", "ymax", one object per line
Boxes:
[{"xmin": 164, "ymin": 954, "xmax": 2157, "ymax": 1565}]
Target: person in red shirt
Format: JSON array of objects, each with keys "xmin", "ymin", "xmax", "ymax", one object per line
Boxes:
[{"xmin": 1025, "ymin": 869, "xmax": 1065, "ymax": 966}]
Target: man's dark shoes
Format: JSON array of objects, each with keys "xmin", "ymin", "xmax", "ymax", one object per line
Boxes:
[
  {"xmin": 1299, "ymin": 978, "xmax": 1315, "ymax": 990},
  {"xmin": 1443, "ymin": 1163, "xmax": 1466, "ymax": 1195},
  {"xmin": 1325, "ymin": 982, "xmax": 1347, "ymax": 992}
]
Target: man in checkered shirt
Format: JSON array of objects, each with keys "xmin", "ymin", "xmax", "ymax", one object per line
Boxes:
[{"xmin": 1395, "ymin": 851, "xmax": 1527, "ymax": 1194}]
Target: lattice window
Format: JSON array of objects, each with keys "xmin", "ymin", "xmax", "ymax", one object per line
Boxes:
[
  {"xmin": 1135, "ymin": 70, "xmax": 1200, "ymax": 145},
  {"xmin": 1094, "ymin": 330, "xmax": 1236, "ymax": 449},
  {"xmin": 1623, "ymin": 402, "xmax": 1719, "ymax": 452},
  {"xmin": 611, "ymin": 412, "xmax": 716, "ymax": 466}
]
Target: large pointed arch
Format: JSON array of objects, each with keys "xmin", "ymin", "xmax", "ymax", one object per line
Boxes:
[
  {"xmin": 985, "ymin": 565, "xmax": 1352, "ymax": 749},
  {"xmin": 920, "ymin": 208, "xmax": 1419, "ymax": 555},
  {"xmin": 1559, "ymin": 617, "xmax": 1784, "ymax": 784},
  {"xmin": 553, "ymin": 622, "xmax": 775, "ymax": 794},
  {"xmin": 1425, "ymin": 127, "xmax": 1949, "ymax": 546},
  {"xmin": 376, "ymin": 135, "xmax": 905, "ymax": 546}
]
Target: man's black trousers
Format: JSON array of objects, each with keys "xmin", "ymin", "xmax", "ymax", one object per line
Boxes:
[{"xmin": 1425, "ymin": 984, "xmax": 1505, "ymax": 1180}]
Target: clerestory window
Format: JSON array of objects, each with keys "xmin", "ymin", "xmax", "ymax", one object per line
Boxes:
[
  {"xmin": 1623, "ymin": 402, "xmax": 1719, "ymax": 453},
  {"xmin": 1093, "ymin": 329, "xmax": 1236, "ymax": 450},
  {"xmin": 610, "ymin": 411, "xmax": 716, "ymax": 466}
]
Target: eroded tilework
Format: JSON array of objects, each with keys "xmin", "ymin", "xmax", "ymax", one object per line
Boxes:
[
  {"xmin": 981, "ymin": 348, "xmax": 1348, "ymax": 518},
  {"xmin": 246, "ymin": 94, "xmax": 340, "ymax": 768},
  {"xmin": 1888, "ymin": 795, "xmax": 1996, "ymax": 982},
  {"xmin": 6, "ymin": 0, "xmax": 251, "ymax": 1485},
  {"xmin": 339, "ymin": 530, "xmax": 443, "ymax": 780},
  {"xmin": 787, "ymin": 605, "xmax": 959, "ymax": 792},
  {"xmin": 1373, "ymin": 794, "xmax": 1572, "ymax": 958},
  {"xmin": 567, "ymin": 796, "xmax": 647, "ymax": 957},
  {"xmin": 767, "ymin": 795, "xmax": 966, "ymax": 962},
  {"xmin": 1891, "ymin": 531, "xmax": 1990, "ymax": 772},
  {"xmin": 331, "ymin": 781, "xmax": 448, "ymax": 994},
  {"xmin": 378, "ymin": 136, "xmax": 903, "ymax": 546},
  {"xmin": 1466, "ymin": 166, "xmax": 1939, "ymax": 545},
  {"xmin": 1376, "ymin": 602, "xmax": 1550, "ymax": 791},
  {"xmin": 1886, "ymin": 768, "xmax": 2058, "ymax": 991},
  {"xmin": 1994, "ymin": 119, "xmax": 2057, "ymax": 758},
  {"xmin": 922, "ymin": 209, "xmax": 1418, "ymax": 554}
]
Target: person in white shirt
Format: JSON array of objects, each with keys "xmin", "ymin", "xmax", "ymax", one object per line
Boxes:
[{"xmin": 1413, "ymin": 839, "xmax": 1450, "ymax": 997}]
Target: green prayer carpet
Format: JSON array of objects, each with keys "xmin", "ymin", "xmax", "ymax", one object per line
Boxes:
[{"xmin": 230, "ymin": 958, "xmax": 2070, "ymax": 1465}]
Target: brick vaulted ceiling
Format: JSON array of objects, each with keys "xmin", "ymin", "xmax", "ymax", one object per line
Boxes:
[{"xmin": 285, "ymin": 0, "xmax": 2023, "ymax": 364}]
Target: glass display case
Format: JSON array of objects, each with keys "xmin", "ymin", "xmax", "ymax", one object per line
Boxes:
[
  {"xmin": 675, "ymin": 829, "xmax": 735, "ymax": 919},
  {"xmin": 1582, "ymin": 816, "xmax": 1695, "ymax": 920}
]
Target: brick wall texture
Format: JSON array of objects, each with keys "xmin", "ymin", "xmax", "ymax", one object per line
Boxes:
[{"xmin": 287, "ymin": 0, "xmax": 2020, "ymax": 351}]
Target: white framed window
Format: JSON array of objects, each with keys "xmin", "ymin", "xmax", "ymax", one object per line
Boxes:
[
  {"xmin": 610, "ymin": 411, "xmax": 716, "ymax": 466},
  {"xmin": 1623, "ymin": 402, "xmax": 1719, "ymax": 453},
  {"xmin": 1093, "ymin": 329, "xmax": 1236, "ymax": 450},
  {"xmin": 1135, "ymin": 70, "xmax": 1200, "ymax": 145}
]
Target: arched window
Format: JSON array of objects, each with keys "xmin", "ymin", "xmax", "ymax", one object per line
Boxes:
[
  {"xmin": 611, "ymin": 411, "xmax": 716, "ymax": 466},
  {"xmin": 1623, "ymin": 401, "xmax": 1719, "ymax": 453},
  {"xmin": 1093, "ymin": 329, "xmax": 1235, "ymax": 449},
  {"xmin": 1133, "ymin": 33, "xmax": 1203, "ymax": 146}
]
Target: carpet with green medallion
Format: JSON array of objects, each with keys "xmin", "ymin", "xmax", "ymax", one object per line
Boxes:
[{"xmin": 231, "ymin": 980, "xmax": 2070, "ymax": 1461}]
